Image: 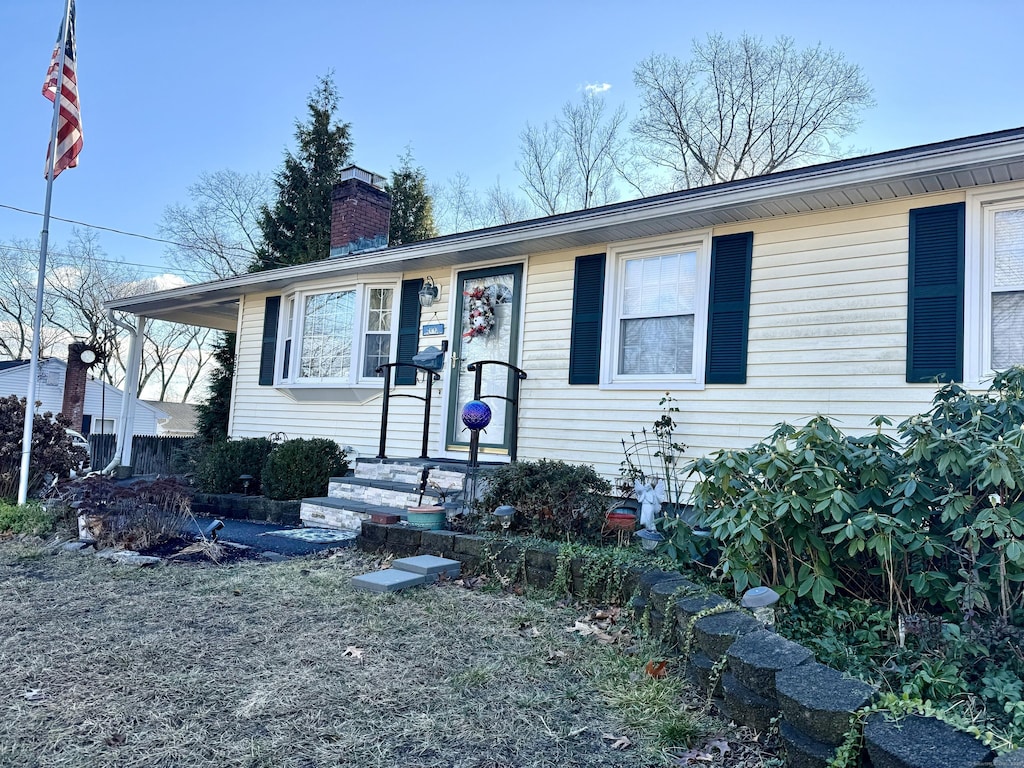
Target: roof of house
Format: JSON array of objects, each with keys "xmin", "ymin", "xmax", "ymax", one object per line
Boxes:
[
  {"xmin": 107, "ymin": 125, "xmax": 1024, "ymax": 331},
  {"xmin": 143, "ymin": 400, "xmax": 198, "ymax": 435},
  {"xmin": 0, "ymin": 358, "xmax": 166, "ymax": 418}
]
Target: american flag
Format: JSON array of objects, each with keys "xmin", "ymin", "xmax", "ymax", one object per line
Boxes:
[{"xmin": 42, "ymin": 1, "xmax": 82, "ymax": 179}]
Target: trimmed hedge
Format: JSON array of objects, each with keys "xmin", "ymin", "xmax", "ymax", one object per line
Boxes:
[{"xmin": 261, "ymin": 438, "xmax": 348, "ymax": 501}]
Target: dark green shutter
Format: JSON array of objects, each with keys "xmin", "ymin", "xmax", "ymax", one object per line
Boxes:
[
  {"xmin": 907, "ymin": 203, "xmax": 965, "ymax": 383},
  {"xmin": 569, "ymin": 253, "xmax": 606, "ymax": 385},
  {"xmin": 258, "ymin": 296, "xmax": 280, "ymax": 386},
  {"xmin": 396, "ymin": 279, "xmax": 423, "ymax": 385},
  {"xmin": 706, "ymin": 232, "xmax": 753, "ymax": 384}
]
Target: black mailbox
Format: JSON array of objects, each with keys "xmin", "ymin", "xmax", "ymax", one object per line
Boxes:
[{"xmin": 412, "ymin": 345, "xmax": 445, "ymax": 371}]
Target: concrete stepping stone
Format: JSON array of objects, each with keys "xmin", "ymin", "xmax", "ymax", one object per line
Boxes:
[
  {"xmin": 392, "ymin": 555, "xmax": 461, "ymax": 581},
  {"xmin": 351, "ymin": 569, "xmax": 427, "ymax": 593}
]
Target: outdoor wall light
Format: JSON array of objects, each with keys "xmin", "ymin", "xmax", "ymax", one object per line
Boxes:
[
  {"xmin": 418, "ymin": 277, "xmax": 439, "ymax": 308},
  {"xmin": 740, "ymin": 586, "xmax": 781, "ymax": 629},
  {"xmin": 635, "ymin": 529, "xmax": 665, "ymax": 552}
]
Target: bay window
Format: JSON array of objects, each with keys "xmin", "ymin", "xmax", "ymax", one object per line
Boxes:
[{"xmin": 277, "ymin": 283, "xmax": 397, "ymax": 386}]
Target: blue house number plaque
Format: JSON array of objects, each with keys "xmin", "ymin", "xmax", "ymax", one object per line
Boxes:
[{"xmin": 422, "ymin": 323, "xmax": 445, "ymax": 337}]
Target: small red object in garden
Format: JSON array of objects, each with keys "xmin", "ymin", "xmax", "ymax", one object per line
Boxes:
[
  {"xmin": 371, "ymin": 513, "xmax": 400, "ymax": 525},
  {"xmin": 605, "ymin": 512, "xmax": 637, "ymax": 531}
]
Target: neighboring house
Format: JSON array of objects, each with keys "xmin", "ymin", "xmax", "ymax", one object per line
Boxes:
[
  {"xmin": 107, "ymin": 128, "xmax": 1024, "ymax": 481},
  {"xmin": 0, "ymin": 358, "xmax": 165, "ymax": 437},
  {"xmin": 144, "ymin": 400, "xmax": 198, "ymax": 437}
]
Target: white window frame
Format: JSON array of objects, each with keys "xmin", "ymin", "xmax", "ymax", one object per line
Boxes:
[
  {"xmin": 276, "ymin": 280, "xmax": 400, "ymax": 388},
  {"xmin": 965, "ymin": 184, "xmax": 1024, "ymax": 385},
  {"xmin": 601, "ymin": 230, "xmax": 712, "ymax": 390}
]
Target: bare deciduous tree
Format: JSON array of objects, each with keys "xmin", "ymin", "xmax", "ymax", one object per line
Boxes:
[
  {"xmin": 561, "ymin": 94, "xmax": 626, "ymax": 209},
  {"xmin": 0, "ymin": 240, "xmax": 62, "ymax": 360},
  {"xmin": 632, "ymin": 34, "xmax": 874, "ymax": 188},
  {"xmin": 517, "ymin": 120, "xmax": 575, "ymax": 215},
  {"xmin": 433, "ymin": 173, "xmax": 483, "ymax": 235},
  {"xmin": 517, "ymin": 92, "xmax": 626, "ymax": 215},
  {"xmin": 139, "ymin": 322, "xmax": 214, "ymax": 402},
  {"xmin": 482, "ymin": 179, "xmax": 533, "ymax": 227},
  {"xmin": 0, "ymin": 231, "xmax": 215, "ymax": 403},
  {"xmin": 159, "ymin": 169, "xmax": 269, "ymax": 280}
]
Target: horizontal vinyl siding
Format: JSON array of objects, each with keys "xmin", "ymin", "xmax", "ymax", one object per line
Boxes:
[
  {"xmin": 510, "ymin": 192, "xmax": 966, "ymax": 481},
  {"xmin": 228, "ymin": 190, "xmax": 977, "ymax": 484}
]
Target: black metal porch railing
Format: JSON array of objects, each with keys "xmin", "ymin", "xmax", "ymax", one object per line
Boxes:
[
  {"xmin": 374, "ymin": 363, "xmax": 442, "ymax": 459},
  {"xmin": 466, "ymin": 360, "xmax": 528, "ymax": 467}
]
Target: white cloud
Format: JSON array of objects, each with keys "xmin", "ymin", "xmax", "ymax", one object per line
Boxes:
[{"xmin": 583, "ymin": 83, "xmax": 612, "ymax": 95}]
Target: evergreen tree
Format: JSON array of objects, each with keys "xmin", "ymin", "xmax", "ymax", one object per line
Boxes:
[
  {"xmin": 386, "ymin": 149, "xmax": 437, "ymax": 246},
  {"xmin": 194, "ymin": 332, "xmax": 235, "ymax": 443},
  {"xmin": 255, "ymin": 74, "xmax": 353, "ymax": 270}
]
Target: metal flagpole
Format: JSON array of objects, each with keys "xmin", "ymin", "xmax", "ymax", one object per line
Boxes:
[{"xmin": 18, "ymin": 0, "xmax": 74, "ymax": 506}]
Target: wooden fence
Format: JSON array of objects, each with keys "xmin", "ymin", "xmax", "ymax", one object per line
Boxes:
[{"xmin": 88, "ymin": 434, "xmax": 192, "ymax": 476}]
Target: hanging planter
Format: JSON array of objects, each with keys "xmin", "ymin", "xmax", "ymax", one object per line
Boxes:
[{"xmin": 406, "ymin": 505, "xmax": 446, "ymax": 531}]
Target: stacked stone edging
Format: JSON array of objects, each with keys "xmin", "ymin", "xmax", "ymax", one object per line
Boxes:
[
  {"xmin": 191, "ymin": 493, "xmax": 300, "ymax": 525},
  {"xmin": 358, "ymin": 522, "xmax": 1015, "ymax": 768}
]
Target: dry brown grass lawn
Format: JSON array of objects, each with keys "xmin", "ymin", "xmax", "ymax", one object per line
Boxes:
[{"xmin": 0, "ymin": 541, "xmax": 772, "ymax": 768}]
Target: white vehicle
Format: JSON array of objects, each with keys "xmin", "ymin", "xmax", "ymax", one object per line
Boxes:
[{"xmin": 65, "ymin": 428, "xmax": 91, "ymax": 471}]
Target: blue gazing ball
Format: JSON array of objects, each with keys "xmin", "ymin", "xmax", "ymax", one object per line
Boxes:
[{"xmin": 461, "ymin": 400, "xmax": 492, "ymax": 430}]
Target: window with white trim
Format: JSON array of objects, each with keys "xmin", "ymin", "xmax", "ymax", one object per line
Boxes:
[
  {"xmin": 605, "ymin": 233, "xmax": 710, "ymax": 386},
  {"xmin": 966, "ymin": 189, "xmax": 1024, "ymax": 382},
  {"xmin": 278, "ymin": 283, "xmax": 397, "ymax": 386},
  {"xmin": 990, "ymin": 205, "xmax": 1024, "ymax": 370}
]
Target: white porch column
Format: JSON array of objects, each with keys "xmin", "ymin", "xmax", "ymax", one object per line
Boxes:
[{"xmin": 110, "ymin": 314, "xmax": 146, "ymax": 472}]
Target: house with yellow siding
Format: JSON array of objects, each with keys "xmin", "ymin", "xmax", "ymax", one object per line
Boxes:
[{"xmin": 108, "ymin": 127, "xmax": 1024, "ymax": 503}]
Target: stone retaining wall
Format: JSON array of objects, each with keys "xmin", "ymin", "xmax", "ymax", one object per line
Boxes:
[
  {"xmin": 190, "ymin": 493, "xmax": 300, "ymax": 525},
  {"xmin": 360, "ymin": 521, "xmax": 1018, "ymax": 768}
]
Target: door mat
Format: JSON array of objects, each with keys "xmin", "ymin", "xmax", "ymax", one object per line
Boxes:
[{"xmin": 260, "ymin": 527, "xmax": 358, "ymax": 544}]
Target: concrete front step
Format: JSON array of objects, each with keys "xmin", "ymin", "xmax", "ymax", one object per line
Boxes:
[
  {"xmin": 392, "ymin": 555, "xmax": 461, "ymax": 580},
  {"xmin": 351, "ymin": 556, "xmax": 461, "ymax": 593}
]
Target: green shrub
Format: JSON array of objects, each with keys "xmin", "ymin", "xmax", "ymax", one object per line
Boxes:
[
  {"xmin": 0, "ymin": 500, "xmax": 56, "ymax": 535},
  {"xmin": 685, "ymin": 367, "xmax": 1024, "ymax": 619},
  {"xmin": 193, "ymin": 437, "xmax": 275, "ymax": 494},
  {"xmin": 261, "ymin": 438, "xmax": 348, "ymax": 501},
  {"xmin": 0, "ymin": 394, "xmax": 86, "ymax": 501},
  {"xmin": 479, "ymin": 459, "xmax": 611, "ymax": 541}
]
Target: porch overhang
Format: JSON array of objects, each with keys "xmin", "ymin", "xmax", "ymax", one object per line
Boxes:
[{"xmin": 107, "ymin": 126, "xmax": 1024, "ymax": 329}]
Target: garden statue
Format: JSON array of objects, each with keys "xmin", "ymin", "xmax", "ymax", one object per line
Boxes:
[{"xmin": 634, "ymin": 477, "xmax": 666, "ymax": 530}]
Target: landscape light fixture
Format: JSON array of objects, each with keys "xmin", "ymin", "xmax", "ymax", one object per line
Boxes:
[
  {"xmin": 203, "ymin": 519, "xmax": 225, "ymax": 542},
  {"xmin": 493, "ymin": 505, "xmax": 515, "ymax": 535},
  {"xmin": 741, "ymin": 586, "xmax": 781, "ymax": 628},
  {"xmin": 418, "ymin": 277, "xmax": 439, "ymax": 308},
  {"xmin": 635, "ymin": 528, "xmax": 665, "ymax": 552}
]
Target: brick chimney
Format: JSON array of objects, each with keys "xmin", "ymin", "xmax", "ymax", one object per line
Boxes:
[
  {"xmin": 61, "ymin": 342, "xmax": 89, "ymax": 432},
  {"xmin": 330, "ymin": 166, "xmax": 391, "ymax": 257}
]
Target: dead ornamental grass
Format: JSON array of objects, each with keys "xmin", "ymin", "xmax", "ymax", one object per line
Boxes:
[{"xmin": 1, "ymin": 544, "xmax": 660, "ymax": 768}]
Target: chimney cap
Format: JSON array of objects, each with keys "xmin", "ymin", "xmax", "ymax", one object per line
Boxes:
[{"xmin": 339, "ymin": 165, "xmax": 386, "ymax": 189}]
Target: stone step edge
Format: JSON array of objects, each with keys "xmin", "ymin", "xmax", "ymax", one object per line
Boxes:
[{"xmin": 301, "ymin": 497, "xmax": 410, "ymax": 519}]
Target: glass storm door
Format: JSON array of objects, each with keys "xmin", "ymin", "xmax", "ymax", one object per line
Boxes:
[{"xmin": 446, "ymin": 264, "xmax": 523, "ymax": 454}]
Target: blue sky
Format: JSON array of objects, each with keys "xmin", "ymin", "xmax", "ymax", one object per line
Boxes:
[{"xmin": 1, "ymin": 0, "xmax": 1022, "ymax": 279}]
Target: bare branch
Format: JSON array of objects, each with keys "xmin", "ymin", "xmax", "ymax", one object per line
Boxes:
[
  {"xmin": 159, "ymin": 169, "xmax": 270, "ymax": 281},
  {"xmin": 632, "ymin": 34, "xmax": 874, "ymax": 188}
]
